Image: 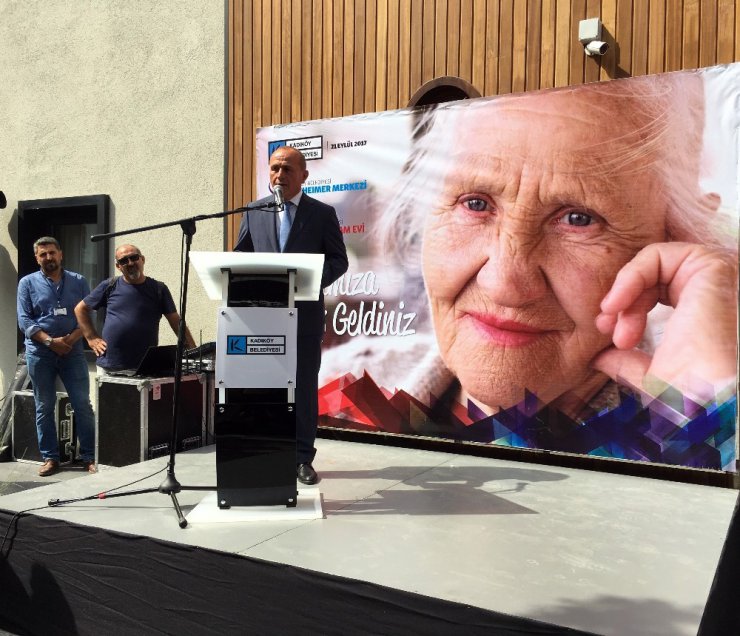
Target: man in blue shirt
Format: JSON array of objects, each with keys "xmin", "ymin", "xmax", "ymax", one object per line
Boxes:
[
  {"xmin": 74, "ymin": 243, "xmax": 195, "ymax": 372},
  {"xmin": 16, "ymin": 236, "xmax": 97, "ymax": 476}
]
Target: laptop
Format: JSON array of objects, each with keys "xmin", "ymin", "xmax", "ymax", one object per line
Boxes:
[{"xmin": 107, "ymin": 345, "xmax": 178, "ymax": 378}]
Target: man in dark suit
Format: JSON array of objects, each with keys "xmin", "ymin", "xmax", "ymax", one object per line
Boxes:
[{"xmin": 234, "ymin": 145, "xmax": 348, "ymax": 485}]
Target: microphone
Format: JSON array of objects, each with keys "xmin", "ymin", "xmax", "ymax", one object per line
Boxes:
[
  {"xmin": 273, "ymin": 184, "xmax": 285, "ymax": 212},
  {"xmin": 0, "ymin": 191, "xmax": 6, "ymax": 209}
]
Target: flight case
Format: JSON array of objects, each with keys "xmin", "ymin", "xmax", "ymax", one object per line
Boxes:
[
  {"xmin": 12, "ymin": 390, "xmax": 76, "ymax": 463},
  {"xmin": 96, "ymin": 373, "xmax": 206, "ymax": 467}
]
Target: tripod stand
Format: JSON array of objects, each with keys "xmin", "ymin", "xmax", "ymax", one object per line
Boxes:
[{"xmin": 48, "ymin": 203, "xmax": 276, "ymax": 527}]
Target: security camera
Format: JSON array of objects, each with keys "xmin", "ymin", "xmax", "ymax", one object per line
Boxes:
[
  {"xmin": 578, "ymin": 18, "xmax": 609, "ymax": 57},
  {"xmin": 584, "ymin": 40, "xmax": 609, "ymax": 56}
]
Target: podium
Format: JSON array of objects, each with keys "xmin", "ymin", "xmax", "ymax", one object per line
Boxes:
[{"xmin": 191, "ymin": 251, "xmax": 324, "ymax": 508}]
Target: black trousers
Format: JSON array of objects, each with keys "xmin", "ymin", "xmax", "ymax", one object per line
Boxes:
[{"xmin": 296, "ymin": 335, "xmax": 322, "ymax": 464}]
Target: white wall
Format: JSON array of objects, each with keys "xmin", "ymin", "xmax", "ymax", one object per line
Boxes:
[{"xmin": 0, "ymin": 1, "xmax": 226, "ymax": 390}]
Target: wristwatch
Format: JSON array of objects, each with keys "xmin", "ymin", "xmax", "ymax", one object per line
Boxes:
[{"xmin": 43, "ymin": 336, "xmax": 53, "ymax": 347}]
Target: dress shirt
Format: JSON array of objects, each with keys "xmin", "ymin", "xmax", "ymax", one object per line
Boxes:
[{"xmin": 17, "ymin": 269, "xmax": 90, "ymax": 356}]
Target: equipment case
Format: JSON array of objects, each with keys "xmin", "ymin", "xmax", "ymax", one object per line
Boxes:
[
  {"xmin": 96, "ymin": 374, "xmax": 205, "ymax": 467},
  {"xmin": 12, "ymin": 390, "xmax": 76, "ymax": 463}
]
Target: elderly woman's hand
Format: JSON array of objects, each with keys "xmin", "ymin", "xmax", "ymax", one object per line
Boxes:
[{"xmin": 593, "ymin": 242, "xmax": 737, "ymax": 403}]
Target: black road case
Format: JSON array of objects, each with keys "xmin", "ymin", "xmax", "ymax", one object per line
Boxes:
[
  {"xmin": 12, "ymin": 390, "xmax": 76, "ymax": 463},
  {"xmin": 96, "ymin": 374, "xmax": 205, "ymax": 467}
]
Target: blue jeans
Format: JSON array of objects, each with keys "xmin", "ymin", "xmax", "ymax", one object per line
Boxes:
[{"xmin": 26, "ymin": 351, "xmax": 95, "ymax": 462}]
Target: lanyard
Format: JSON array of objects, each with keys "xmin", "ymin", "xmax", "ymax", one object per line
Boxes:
[{"xmin": 44, "ymin": 272, "xmax": 65, "ymax": 308}]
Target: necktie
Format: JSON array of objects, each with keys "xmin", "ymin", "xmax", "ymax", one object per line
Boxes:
[{"xmin": 279, "ymin": 201, "xmax": 293, "ymax": 251}]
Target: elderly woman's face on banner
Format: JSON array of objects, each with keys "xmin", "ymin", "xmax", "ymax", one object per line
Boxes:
[{"xmin": 421, "ymin": 91, "xmax": 671, "ymax": 409}]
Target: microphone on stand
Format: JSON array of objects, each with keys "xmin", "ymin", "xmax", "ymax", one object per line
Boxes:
[
  {"xmin": 273, "ymin": 184, "xmax": 285, "ymax": 212},
  {"xmin": 239, "ymin": 188, "xmax": 283, "ymax": 213}
]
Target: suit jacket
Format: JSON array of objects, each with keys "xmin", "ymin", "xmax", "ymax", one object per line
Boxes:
[{"xmin": 233, "ymin": 193, "xmax": 349, "ymax": 336}]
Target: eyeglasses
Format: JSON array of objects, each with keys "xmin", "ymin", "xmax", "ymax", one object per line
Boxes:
[{"xmin": 116, "ymin": 254, "xmax": 141, "ymax": 266}]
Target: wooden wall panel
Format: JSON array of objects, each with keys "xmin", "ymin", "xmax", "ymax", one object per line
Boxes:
[
  {"xmin": 447, "ymin": 0, "xmax": 460, "ymax": 78},
  {"xmin": 343, "ymin": 0, "xmax": 355, "ymax": 115},
  {"xmin": 311, "ymin": 0, "xmax": 322, "ymax": 119},
  {"xmin": 597, "ymin": 0, "xmax": 614, "ymax": 79},
  {"xmin": 375, "ymin": 0, "xmax": 388, "ymax": 111},
  {"xmin": 632, "ymin": 0, "xmax": 650, "ymax": 76},
  {"xmin": 460, "ymin": 0, "xmax": 475, "ymax": 82},
  {"xmin": 484, "ymin": 0, "xmax": 500, "ymax": 94},
  {"xmin": 553, "ymin": 0, "xmax": 571, "ymax": 85},
  {"xmin": 364, "ymin": 0, "xmax": 378, "ymax": 112},
  {"xmin": 584, "ymin": 0, "xmax": 601, "ymax": 83},
  {"xmin": 568, "ymin": 0, "xmax": 587, "ymax": 85},
  {"xmin": 409, "ymin": 0, "xmax": 424, "ymax": 91},
  {"xmin": 387, "ymin": 0, "xmax": 400, "ymax": 108},
  {"xmin": 229, "ymin": 0, "xmax": 243, "ymax": 215},
  {"xmin": 289, "ymin": 0, "xmax": 301, "ymax": 121},
  {"xmin": 434, "ymin": 0, "xmax": 449, "ymax": 77},
  {"xmin": 615, "ymin": 0, "xmax": 633, "ymax": 78},
  {"xmin": 497, "ymin": 0, "xmax": 513, "ymax": 93},
  {"xmin": 699, "ymin": 0, "xmax": 717, "ymax": 69},
  {"xmin": 398, "ymin": 0, "xmax": 412, "ymax": 104},
  {"xmin": 683, "ymin": 0, "xmax": 700, "ymax": 69},
  {"xmin": 301, "ymin": 0, "xmax": 313, "ymax": 120},
  {"xmin": 664, "ymin": 0, "xmax": 683, "ymax": 71},
  {"xmin": 511, "ymin": 0, "xmax": 527, "ymax": 92},
  {"xmin": 226, "ymin": 0, "xmax": 740, "ymax": 245},
  {"xmin": 271, "ymin": 1, "xmax": 281, "ymax": 120},
  {"xmin": 717, "ymin": 0, "xmax": 736, "ymax": 63},
  {"xmin": 539, "ymin": 0, "xmax": 556, "ymax": 88},
  {"xmin": 647, "ymin": 0, "xmax": 666, "ymax": 75},
  {"xmin": 525, "ymin": 0, "xmax": 542, "ymax": 90},
  {"xmin": 332, "ymin": 0, "xmax": 344, "ymax": 116},
  {"xmin": 421, "ymin": 0, "xmax": 436, "ymax": 83}
]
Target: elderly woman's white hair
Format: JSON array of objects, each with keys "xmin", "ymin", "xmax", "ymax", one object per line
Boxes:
[{"xmin": 378, "ymin": 68, "xmax": 739, "ymax": 274}]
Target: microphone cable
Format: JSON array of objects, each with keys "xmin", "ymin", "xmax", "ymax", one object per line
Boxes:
[
  {"xmin": 47, "ymin": 462, "xmax": 168, "ymax": 507},
  {"xmin": 0, "ymin": 504, "xmax": 51, "ymax": 559},
  {"xmin": 1, "ymin": 462, "xmax": 168, "ymax": 558}
]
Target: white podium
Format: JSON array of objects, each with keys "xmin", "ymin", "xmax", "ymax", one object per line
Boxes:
[{"xmin": 191, "ymin": 251, "xmax": 324, "ymax": 508}]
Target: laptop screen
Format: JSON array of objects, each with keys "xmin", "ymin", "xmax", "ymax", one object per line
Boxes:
[{"xmin": 134, "ymin": 345, "xmax": 177, "ymax": 377}]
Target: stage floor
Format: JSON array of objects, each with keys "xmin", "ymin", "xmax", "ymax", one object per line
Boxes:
[{"xmin": 0, "ymin": 438, "xmax": 737, "ymax": 635}]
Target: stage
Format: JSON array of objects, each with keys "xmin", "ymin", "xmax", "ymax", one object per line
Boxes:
[{"xmin": 0, "ymin": 438, "xmax": 737, "ymax": 635}]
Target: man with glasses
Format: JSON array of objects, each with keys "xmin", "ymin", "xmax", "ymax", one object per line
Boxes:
[
  {"xmin": 75, "ymin": 244, "xmax": 195, "ymax": 374},
  {"xmin": 17, "ymin": 236, "xmax": 97, "ymax": 476}
]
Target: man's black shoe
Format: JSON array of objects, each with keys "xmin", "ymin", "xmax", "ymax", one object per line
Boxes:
[{"xmin": 297, "ymin": 462, "xmax": 318, "ymax": 485}]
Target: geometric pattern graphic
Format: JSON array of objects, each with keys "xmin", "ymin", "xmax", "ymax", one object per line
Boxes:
[{"xmin": 319, "ymin": 372, "xmax": 737, "ymax": 472}]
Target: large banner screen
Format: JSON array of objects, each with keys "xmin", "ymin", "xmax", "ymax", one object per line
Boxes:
[{"xmin": 255, "ymin": 64, "xmax": 740, "ymax": 472}]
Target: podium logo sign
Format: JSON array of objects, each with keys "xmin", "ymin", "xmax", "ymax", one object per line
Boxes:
[
  {"xmin": 227, "ymin": 335, "xmax": 286, "ymax": 355},
  {"xmin": 227, "ymin": 335, "xmax": 247, "ymax": 354}
]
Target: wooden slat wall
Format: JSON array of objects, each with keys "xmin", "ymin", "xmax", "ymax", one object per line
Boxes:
[{"xmin": 226, "ymin": 0, "xmax": 740, "ymax": 245}]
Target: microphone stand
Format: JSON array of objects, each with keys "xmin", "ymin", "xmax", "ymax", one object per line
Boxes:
[{"xmin": 61, "ymin": 202, "xmax": 277, "ymax": 528}]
